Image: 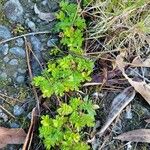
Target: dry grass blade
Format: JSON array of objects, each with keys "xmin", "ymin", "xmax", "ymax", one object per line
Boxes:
[
  {"xmin": 22, "ymin": 107, "xmax": 38, "ymax": 150},
  {"xmin": 0, "ymin": 127, "xmax": 26, "ymax": 148},
  {"xmin": 97, "ymin": 86, "xmax": 135, "ymax": 136},
  {"xmin": 114, "ymin": 129, "xmax": 150, "ymax": 143}
]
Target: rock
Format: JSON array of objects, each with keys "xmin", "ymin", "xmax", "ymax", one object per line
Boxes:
[
  {"xmin": 10, "ymin": 122, "xmax": 20, "ymax": 128},
  {"xmin": 47, "ymin": 0, "xmax": 58, "ymax": 11},
  {"xmin": 16, "ymin": 75, "xmax": 25, "ymax": 83},
  {"xmin": 13, "ymin": 72, "xmax": 18, "ymax": 78},
  {"xmin": 9, "ymin": 47, "xmax": 26, "ymax": 58},
  {"xmin": 0, "ymin": 109, "xmax": 8, "ymax": 122},
  {"xmin": 27, "ymin": 20, "xmax": 36, "ymax": 31},
  {"xmin": 0, "ymin": 44, "xmax": 9, "ymax": 55},
  {"xmin": 3, "ymin": 56, "xmax": 10, "ymax": 63},
  {"xmin": 0, "ymin": 72, "xmax": 7, "ymax": 79},
  {"xmin": 27, "ymin": 112, "xmax": 32, "ymax": 119},
  {"xmin": 4, "ymin": 0, "xmax": 24, "ymax": 22},
  {"xmin": 41, "ymin": 0, "xmax": 48, "ymax": 6},
  {"xmin": 15, "ymin": 38, "xmax": 24, "ymax": 47},
  {"xmin": 13, "ymin": 105, "xmax": 24, "ymax": 116},
  {"xmin": 30, "ymin": 36, "xmax": 42, "ymax": 52},
  {"xmin": 47, "ymin": 38, "xmax": 58, "ymax": 47},
  {"xmin": 0, "ymin": 25, "xmax": 11, "ymax": 40},
  {"xmin": 9, "ymin": 59, "xmax": 18, "ymax": 65},
  {"xmin": 18, "ymin": 68, "xmax": 26, "ymax": 74},
  {"xmin": 30, "ymin": 36, "xmax": 43, "ymax": 76}
]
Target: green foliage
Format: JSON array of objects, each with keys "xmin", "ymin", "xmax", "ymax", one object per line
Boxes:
[
  {"xmin": 56, "ymin": 1, "xmax": 86, "ymax": 54},
  {"xmin": 39, "ymin": 97, "xmax": 96, "ymax": 150},
  {"xmin": 34, "ymin": 1, "xmax": 95, "ymax": 149},
  {"xmin": 33, "ymin": 1, "xmax": 94, "ymax": 98},
  {"xmin": 33, "ymin": 54, "xmax": 93, "ymax": 97}
]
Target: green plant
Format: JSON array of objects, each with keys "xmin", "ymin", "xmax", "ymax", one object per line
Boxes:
[
  {"xmin": 33, "ymin": 1, "xmax": 96, "ymax": 149},
  {"xmin": 56, "ymin": 1, "xmax": 86, "ymax": 54},
  {"xmin": 33, "ymin": 1, "xmax": 94, "ymax": 98},
  {"xmin": 33, "ymin": 54, "xmax": 93, "ymax": 97},
  {"xmin": 39, "ymin": 97, "xmax": 96, "ymax": 150}
]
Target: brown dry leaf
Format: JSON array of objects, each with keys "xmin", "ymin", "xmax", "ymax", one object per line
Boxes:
[
  {"xmin": 97, "ymin": 86, "xmax": 135, "ymax": 136},
  {"xmin": 114, "ymin": 129, "xmax": 150, "ymax": 143},
  {"xmin": 34, "ymin": 4, "xmax": 55, "ymax": 21},
  {"xmin": 123, "ymin": 77, "xmax": 150, "ymax": 105},
  {"xmin": 132, "ymin": 56, "xmax": 150, "ymax": 67},
  {"xmin": 116, "ymin": 54, "xmax": 150, "ymax": 105},
  {"xmin": 0, "ymin": 127, "xmax": 26, "ymax": 148}
]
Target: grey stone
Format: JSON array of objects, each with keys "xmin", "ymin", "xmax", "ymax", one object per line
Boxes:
[
  {"xmin": 27, "ymin": 21, "xmax": 36, "ymax": 31},
  {"xmin": 16, "ymin": 75, "xmax": 25, "ymax": 83},
  {"xmin": 0, "ymin": 25, "xmax": 11, "ymax": 40},
  {"xmin": 0, "ymin": 72, "xmax": 7, "ymax": 79},
  {"xmin": 13, "ymin": 72, "xmax": 18, "ymax": 78},
  {"xmin": 10, "ymin": 122, "xmax": 20, "ymax": 128},
  {"xmin": 9, "ymin": 47, "xmax": 26, "ymax": 58},
  {"xmin": 47, "ymin": 38, "xmax": 58, "ymax": 47},
  {"xmin": 15, "ymin": 38, "xmax": 24, "ymax": 47},
  {"xmin": 47, "ymin": 0, "xmax": 58, "ymax": 11},
  {"xmin": 4, "ymin": 0, "xmax": 24, "ymax": 22},
  {"xmin": 0, "ymin": 44, "xmax": 9, "ymax": 55},
  {"xmin": 13, "ymin": 105, "xmax": 24, "ymax": 116},
  {"xmin": 27, "ymin": 112, "xmax": 32, "ymax": 119},
  {"xmin": 30, "ymin": 36, "xmax": 42, "ymax": 52},
  {"xmin": 9, "ymin": 59, "xmax": 18, "ymax": 65},
  {"xmin": 41, "ymin": 0, "xmax": 48, "ymax": 6},
  {"xmin": 30, "ymin": 36, "xmax": 43, "ymax": 76},
  {"xmin": 18, "ymin": 68, "xmax": 26, "ymax": 74},
  {"xmin": 0, "ymin": 109, "xmax": 8, "ymax": 122},
  {"xmin": 3, "ymin": 56, "xmax": 10, "ymax": 63},
  {"xmin": 24, "ymin": 13, "xmax": 30, "ymax": 19}
]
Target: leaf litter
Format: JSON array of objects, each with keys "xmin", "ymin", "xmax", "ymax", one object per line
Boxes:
[
  {"xmin": 111, "ymin": 53, "xmax": 150, "ymax": 144},
  {"xmin": 116, "ymin": 54, "xmax": 150, "ymax": 105},
  {"xmin": 0, "ymin": 127, "xmax": 26, "ymax": 149},
  {"xmin": 90, "ymin": 52, "xmax": 150, "ymax": 146},
  {"xmin": 97, "ymin": 86, "xmax": 135, "ymax": 136},
  {"xmin": 114, "ymin": 129, "xmax": 150, "ymax": 143}
]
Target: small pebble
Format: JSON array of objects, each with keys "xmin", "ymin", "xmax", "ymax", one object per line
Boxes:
[
  {"xmin": 41, "ymin": 0, "xmax": 47, "ymax": 6},
  {"xmin": 13, "ymin": 105, "xmax": 24, "ymax": 116},
  {"xmin": 16, "ymin": 75, "xmax": 25, "ymax": 83},
  {"xmin": 13, "ymin": 72, "xmax": 18, "ymax": 78},
  {"xmin": 9, "ymin": 47, "xmax": 26, "ymax": 58},
  {"xmin": 4, "ymin": 0, "xmax": 24, "ymax": 22},
  {"xmin": 18, "ymin": 68, "xmax": 26, "ymax": 74},
  {"xmin": 0, "ymin": 44, "xmax": 9, "ymax": 55},
  {"xmin": 9, "ymin": 59, "xmax": 18, "ymax": 65},
  {"xmin": 0, "ymin": 109, "xmax": 8, "ymax": 122},
  {"xmin": 10, "ymin": 122, "xmax": 20, "ymax": 128},
  {"xmin": 3, "ymin": 56, "xmax": 10, "ymax": 63},
  {"xmin": 0, "ymin": 25, "xmax": 11, "ymax": 39},
  {"xmin": 0, "ymin": 72, "xmax": 7, "ymax": 79},
  {"xmin": 16, "ymin": 38, "xmax": 24, "ymax": 47},
  {"xmin": 27, "ymin": 112, "xmax": 32, "ymax": 119},
  {"xmin": 125, "ymin": 105, "xmax": 132, "ymax": 119},
  {"xmin": 27, "ymin": 21, "xmax": 36, "ymax": 31}
]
